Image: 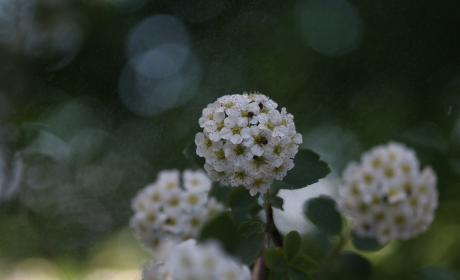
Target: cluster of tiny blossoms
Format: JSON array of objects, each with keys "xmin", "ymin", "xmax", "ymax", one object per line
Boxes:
[
  {"xmin": 195, "ymin": 92, "xmax": 302, "ymax": 196},
  {"xmin": 142, "ymin": 239, "xmax": 251, "ymax": 280},
  {"xmin": 131, "ymin": 170, "xmax": 224, "ymax": 250},
  {"xmin": 339, "ymin": 142, "xmax": 438, "ymax": 244}
]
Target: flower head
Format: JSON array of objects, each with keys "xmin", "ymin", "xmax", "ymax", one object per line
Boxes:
[
  {"xmin": 196, "ymin": 92, "xmax": 302, "ymax": 196},
  {"xmin": 339, "ymin": 142, "xmax": 438, "ymax": 244},
  {"xmin": 130, "ymin": 169, "xmax": 223, "ymax": 250},
  {"xmin": 142, "ymin": 239, "xmax": 251, "ymax": 280}
]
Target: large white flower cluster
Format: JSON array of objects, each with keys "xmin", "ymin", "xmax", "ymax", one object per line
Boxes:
[
  {"xmin": 130, "ymin": 169, "xmax": 223, "ymax": 250},
  {"xmin": 195, "ymin": 92, "xmax": 302, "ymax": 196},
  {"xmin": 142, "ymin": 239, "xmax": 251, "ymax": 280},
  {"xmin": 339, "ymin": 142, "xmax": 438, "ymax": 244}
]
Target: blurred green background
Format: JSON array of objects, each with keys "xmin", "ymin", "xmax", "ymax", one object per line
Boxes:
[{"xmin": 1, "ymin": 0, "xmax": 460, "ymax": 279}]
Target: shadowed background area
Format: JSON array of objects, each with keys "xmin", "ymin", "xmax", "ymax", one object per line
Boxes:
[{"xmin": 1, "ymin": 0, "xmax": 460, "ymax": 279}]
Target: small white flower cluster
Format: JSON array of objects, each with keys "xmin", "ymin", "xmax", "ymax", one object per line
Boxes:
[
  {"xmin": 142, "ymin": 239, "xmax": 251, "ymax": 280},
  {"xmin": 130, "ymin": 170, "xmax": 224, "ymax": 250},
  {"xmin": 196, "ymin": 92, "xmax": 302, "ymax": 196},
  {"xmin": 339, "ymin": 142, "xmax": 438, "ymax": 244}
]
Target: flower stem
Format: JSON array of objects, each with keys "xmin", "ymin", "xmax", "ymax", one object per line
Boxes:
[{"xmin": 252, "ymin": 194, "xmax": 284, "ymax": 279}]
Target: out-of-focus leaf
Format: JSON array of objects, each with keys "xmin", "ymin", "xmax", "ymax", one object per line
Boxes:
[
  {"xmin": 248, "ymin": 203, "xmax": 264, "ymax": 217},
  {"xmin": 304, "ymin": 195, "xmax": 342, "ymax": 235},
  {"xmin": 289, "ymin": 255, "xmax": 319, "ymax": 274},
  {"xmin": 331, "ymin": 252, "xmax": 372, "ymax": 280},
  {"xmin": 351, "ymin": 232, "xmax": 387, "ymax": 252},
  {"xmin": 227, "ymin": 186, "xmax": 260, "ymax": 226},
  {"xmin": 183, "ymin": 142, "xmax": 205, "ymax": 167},
  {"xmin": 419, "ymin": 266, "xmax": 456, "ymax": 280},
  {"xmin": 284, "ymin": 230, "xmax": 301, "ymax": 260},
  {"xmin": 269, "ymin": 195, "xmax": 284, "ymax": 210},
  {"xmin": 199, "ymin": 212, "xmax": 237, "ymax": 254},
  {"xmin": 268, "ymin": 271, "xmax": 287, "ymax": 280},
  {"xmin": 264, "ymin": 248, "xmax": 288, "ymax": 272},
  {"xmin": 208, "ymin": 181, "xmax": 231, "ymax": 206},
  {"xmin": 287, "ymin": 268, "xmax": 312, "ymax": 280},
  {"xmin": 269, "ymin": 180, "xmax": 290, "ymax": 195},
  {"xmin": 234, "ymin": 231, "xmax": 265, "ymax": 265},
  {"xmin": 283, "ymin": 149, "xmax": 331, "ymax": 189},
  {"xmin": 237, "ymin": 221, "xmax": 263, "ymax": 237}
]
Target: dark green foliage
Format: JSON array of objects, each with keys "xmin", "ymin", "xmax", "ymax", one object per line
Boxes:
[
  {"xmin": 263, "ymin": 230, "xmax": 319, "ymax": 280},
  {"xmin": 227, "ymin": 186, "xmax": 261, "ymax": 226},
  {"xmin": 264, "ymin": 248, "xmax": 289, "ymax": 272},
  {"xmin": 237, "ymin": 221, "xmax": 264, "ymax": 237},
  {"xmin": 304, "ymin": 195, "xmax": 343, "ymax": 235},
  {"xmin": 329, "ymin": 252, "xmax": 372, "ymax": 280},
  {"xmin": 208, "ymin": 181, "xmax": 231, "ymax": 206},
  {"xmin": 287, "ymin": 268, "xmax": 313, "ymax": 280},
  {"xmin": 284, "ymin": 149, "xmax": 331, "ymax": 189},
  {"xmin": 183, "ymin": 142, "xmax": 206, "ymax": 167},
  {"xmin": 198, "ymin": 213, "xmax": 264, "ymax": 265},
  {"xmin": 199, "ymin": 212, "xmax": 238, "ymax": 254},
  {"xmin": 284, "ymin": 230, "xmax": 301, "ymax": 260},
  {"xmin": 289, "ymin": 255, "xmax": 319, "ymax": 274},
  {"xmin": 269, "ymin": 195, "xmax": 284, "ymax": 210},
  {"xmin": 248, "ymin": 203, "xmax": 264, "ymax": 217},
  {"xmin": 351, "ymin": 232, "xmax": 387, "ymax": 252}
]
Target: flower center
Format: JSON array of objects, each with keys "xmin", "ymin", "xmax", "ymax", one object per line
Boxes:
[
  {"xmin": 205, "ymin": 137, "xmax": 213, "ymax": 148},
  {"xmin": 235, "ymin": 144, "xmax": 246, "ymax": 155},
  {"xmin": 217, "ymin": 149, "xmax": 226, "ymax": 160},
  {"xmin": 266, "ymin": 121, "xmax": 275, "ymax": 130},
  {"xmin": 273, "ymin": 144, "xmax": 283, "ymax": 155},
  {"xmin": 232, "ymin": 125, "xmax": 242, "ymax": 135}
]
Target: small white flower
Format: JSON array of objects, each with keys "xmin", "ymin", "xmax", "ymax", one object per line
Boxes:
[
  {"xmin": 339, "ymin": 142, "xmax": 438, "ymax": 244},
  {"xmin": 195, "ymin": 132, "xmax": 222, "ymax": 157},
  {"xmin": 196, "ymin": 93, "xmax": 301, "ymax": 196},
  {"xmin": 225, "ymin": 143, "xmax": 253, "ymax": 166},
  {"xmin": 230, "ymin": 166, "xmax": 254, "ymax": 187},
  {"xmin": 144, "ymin": 239, "xmax": 251, "ymax": 280},
  {"xmin": 220, "ymin": 117, "xmax": 250, "ymax": 144},
  {"xmin": 183, "ymin": 169, "xmax": 212, "ymax": 192},
  {"xmin": 246, "ymin": 172, "xmax": 273, "ymax": 196},
  {"xmin": 130, "ymin": 169, "xmax": 224, "ymax": 251}
]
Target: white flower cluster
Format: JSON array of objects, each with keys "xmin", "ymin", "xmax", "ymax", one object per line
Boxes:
[
  {"xmin": 339, "ymin": 142, "xmax": 438, "ymax": 244},
  {"xmin": 130, "ymin": 170, "xmax": 224, "ymax": 250},
  {"xmin": 142, "ymin": 239, "xmax": 251, "ymax": 280},
  {"xmin": 196, "ymin": 92, "xmax": 302, "ymax": 196}
]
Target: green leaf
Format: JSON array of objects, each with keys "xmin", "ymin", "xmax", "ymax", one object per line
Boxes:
[
  {"xmin": 268, "ymin": 271, "xmax": 287, "ymax": 280},
  {"xmin": 183, "ymin": 142, "xmax": 206, "ymax": 167},
  {"xmin": 198, "ymin": 212, "xmax": 238, "ymax": 254},
  {"xmin": 332, "ymin": 252, "xmax": 372, "ymax": 279},
  {"xmin": 269, "ymin": 180, "xmax": 290, "ymax": 196},
  {"xmin": 283, "ymin": 149, "xmax": 330, "ymax": 189},
  {"xmin": 234, "ymin": 232, "xmax": 265, "ymax": 265},
  {"xmin": 284, "ymin": 231, "xmax": 301, "ymax": 260},
  {"xmin": 208, "ymin": 181, "xmax": 231, "ymax": 206},
  {"xmin": 248, "ymin": 203, "xmax": 264, "ymax": 217},
  {"xmin": 269, "ymin": 195, "xmax": 284, "ymax": 210},
  {"xmin": 237, "ymin": 221, "xmax": 263, "ymax": 237},
  {"xmin": 351, "ymin": 232, "xmax": 387, "ymax": 252},
  {"xmin": 289, "ymin": 255, "xmax": 319, "ymax": 274},
  {"xmin": 227, "ymin": 186, "xmax": 260, "ymax": 226},
  {"xmin": 303, "ymin": 195, "xmax": 343, "ymax": 235},
  {"xmin": 264, "ymin": 248, "xmax": 289, "ymax": 272},
  {"xmin": 287, "ymin": 268, "xmax": 312, "ymax": 280}
]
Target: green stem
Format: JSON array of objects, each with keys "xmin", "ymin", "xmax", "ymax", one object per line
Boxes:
[
  {"xmin": 264, "ymin": 194, "xmax": 283, "ymax": 247},
  {"xmin": 317, "ymin": 234, "xmax": 348, "ymax": 280}
]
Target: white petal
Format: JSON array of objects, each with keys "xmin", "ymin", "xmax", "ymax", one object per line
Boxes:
[
  {"xmin": 230, "ymin": 134, "xmax": 243, "ymax": 144},
  {"xmin": 251, "ymin": 145, "xmax": 264, "ymax": 156},
  {"xmin": 220, "ymin": 127, "xmax": 232, "ymax": 140}
]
